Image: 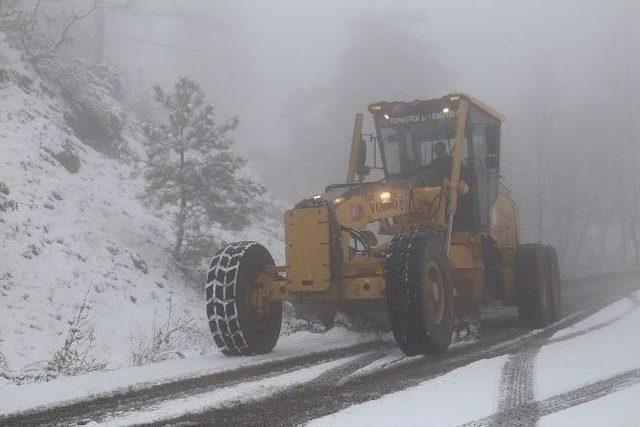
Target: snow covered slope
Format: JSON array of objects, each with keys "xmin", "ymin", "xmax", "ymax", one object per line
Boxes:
[{"xmin": 0, "ymin": 38, "xmax": 282, "ymax": 376}]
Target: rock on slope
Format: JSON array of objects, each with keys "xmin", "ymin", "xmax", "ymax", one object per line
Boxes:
[{"xmin": 0, "ymin": 38, "xmax": 282, "ymax": 375}]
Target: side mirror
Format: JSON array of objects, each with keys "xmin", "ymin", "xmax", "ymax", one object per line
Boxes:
[{"xmin": 356, "ymin": 139, "xmax": 370, "ymax": 178}]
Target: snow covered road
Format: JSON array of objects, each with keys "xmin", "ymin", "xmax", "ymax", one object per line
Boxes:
[
  {"xmin": 0, "ymin": 330, "xmax": 388, "ymax": 425},
  {"xmin": 2, "ymin": 272, "xmax": 639, "ymax": 426},
  {"xmin": 313, "ymin": 276, "xmax": 640, "ymax": 427}
]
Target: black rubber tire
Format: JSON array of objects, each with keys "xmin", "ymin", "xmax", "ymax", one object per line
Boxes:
[
  {"xmin": 483, "ymin": 238, "xmax": 503, "ymax": 298},
  {"xmin": 205, "ymin": 241, "xmax": 282, "ymax": 356},
  {"xmin": 516, "ymin": 244, "xmax": 552, "ymax": 328},
  {"xmin": 385, "ymin": 229, "xmax": 454, "ymax": 356},
  {"xmin": 545, "ymin": 245, "xmax": 562, "ymax": 321}
]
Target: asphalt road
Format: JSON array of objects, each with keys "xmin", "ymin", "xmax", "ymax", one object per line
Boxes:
[{"xmin": 3, "ymin": 271, "xmax": 640, "ymax": 426}]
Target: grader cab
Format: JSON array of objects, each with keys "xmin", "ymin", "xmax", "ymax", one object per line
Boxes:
[{"xmin": 205, "ymin": 93, "xmax": 562, "ymax": 356}]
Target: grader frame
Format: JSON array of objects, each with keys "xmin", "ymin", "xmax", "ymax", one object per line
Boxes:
[
  {"xmin": 205, "ymin": 92, "xmax": 561, "ymax": 356},
  {"xmin": 252, "ymin": 94, "xmax": 514, "ymax": 305}
]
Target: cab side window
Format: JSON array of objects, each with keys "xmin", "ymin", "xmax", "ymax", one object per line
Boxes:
[{"xmin": 468, "ymin": 106, "xmax": 501, "ymax": 231}]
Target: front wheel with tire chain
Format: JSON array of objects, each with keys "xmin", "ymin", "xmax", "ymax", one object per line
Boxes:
[
  {"xmin": 205, "ymin": 241, "xmax": 282, "ymax": 356},
  {"xmin": 385, "ymin": 229, "xmax": 455, "ymax": 356}
]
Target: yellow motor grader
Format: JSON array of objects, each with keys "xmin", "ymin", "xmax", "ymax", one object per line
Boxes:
[{"xmin": 205, "ymin": 93, "xmax": 562, "ymax": 356}]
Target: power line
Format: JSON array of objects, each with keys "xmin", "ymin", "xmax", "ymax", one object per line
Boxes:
[{"xmin": 103, "ymin": 31, "xmax": 204, "ymax": 52}]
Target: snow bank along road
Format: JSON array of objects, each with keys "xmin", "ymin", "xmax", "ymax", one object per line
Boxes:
[{"xmin": 2, "ymin": 272, "xmax": 640, "ymax": 426}]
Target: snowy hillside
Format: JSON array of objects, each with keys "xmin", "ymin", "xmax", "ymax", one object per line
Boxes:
[{"xmin": 0, "ymin": 38, "xmax": 283, "ymax": 379}]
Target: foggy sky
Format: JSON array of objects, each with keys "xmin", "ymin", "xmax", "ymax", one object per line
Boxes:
[{"xmin": 97, "ymin": 0, "xmax": 639, "ymax": 202}]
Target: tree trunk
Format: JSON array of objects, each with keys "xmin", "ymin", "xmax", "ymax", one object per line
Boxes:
[
  {"xmin": 569, "ymin": 183, "xmax": 603, "ymax": 274},
  {"xmin": 174, "ymin": 199, "xmax": 186, "ymax": 254},
  {"xmin": 630, "ymin": 213, "xmax": 640, "ymax": 268},
  {"xmin": 174, "ymin": 142, "xmax": 187, "ymax": 254},
  {"xmin": 93, "ymin": 0, "xmax": 106, "ymax": 63}
]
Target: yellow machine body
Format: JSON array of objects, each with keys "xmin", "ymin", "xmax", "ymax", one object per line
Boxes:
[
  {"xmin": 284, "ymin": 207, "xmax": 332, "ymax": 292},
  {"xmin": 264, "ymin": 93, "xmax": 520, "ymax": 311}
]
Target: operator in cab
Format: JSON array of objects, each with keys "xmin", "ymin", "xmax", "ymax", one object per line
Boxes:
[{"xmin": 431, "ymin": 141, "xmax": 452, "ymax": 180}]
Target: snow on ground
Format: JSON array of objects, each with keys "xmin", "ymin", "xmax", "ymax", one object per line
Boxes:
[
  {"xmin": 550, "ymin": 297, "xmax": 634, "ymax": 340},
  {"xmin": 0, "ymin": 327, "xmax": 381, "ymax": 416},
  {"xmin": 0, "ymin": 37, "xmax": 281, "ymax": 376},
  {"xmin": 96, "ymin": 355, "xmax": 359, "ymax": 426},
  {"xmin": 337, "ymin": 338, "xmax": 478, "ymax": 385},
  {"xmin": 539, "ymin": 383, "xmax": 640, "ymax": 427},
  {"xmin": 307, "ymin": 356, "xmax": 507, "ymax": 427},
  {"xmin": 337, "ymin": 347, "xmax": 408, "ymax": 384},
  {"xmin": 3, "ymin": 30, "xmax": 640, "ymax": 425},
  {"xmin": 311, "ymin": 291, "xmax": 640, "ymax": 426},
  {"xmin": 536, "ymin": 290, "xmax": 640, "ymax": 400}
]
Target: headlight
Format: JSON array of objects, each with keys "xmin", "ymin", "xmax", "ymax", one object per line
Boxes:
[{"xmin": 379, "ymin": 191, "xmax": 391, "ymax": 203}]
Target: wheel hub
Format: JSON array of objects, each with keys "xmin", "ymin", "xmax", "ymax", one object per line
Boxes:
[
  {"xmin": 422, "ymin": 260, "xmax": 445, "ymax": 325},
  {"xmin": 248, "ymin": 283, "xmax": 270, "ymax": 330}
]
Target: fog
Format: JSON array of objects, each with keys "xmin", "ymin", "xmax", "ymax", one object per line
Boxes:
[
  {"xmin": 61, "ymin": 0, "xmax": 640, "ymax": 275},
  {"xmin": 4, "ymin": 0, "xmax": 640, "ymax": 393},
  {"xmin": 92, "ymin": 1, "xmax": 637, "ymax": 194}
]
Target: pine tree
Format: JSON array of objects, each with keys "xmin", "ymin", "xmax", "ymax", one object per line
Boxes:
[{"xmin": 143, "ymin": 77, "xmax": 264, "ymax": 258}]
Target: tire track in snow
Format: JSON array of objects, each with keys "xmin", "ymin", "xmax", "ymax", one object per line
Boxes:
[
  {"xmin": 154, "ymin": 350, "xmax": 395, "ymax": 427},
  {"xmin": 0, "ymin": 321, "xmax": 548, "ymax": 427},
  {"xmin": 546, "ymin": 295, "xmax": 639, "ymax": 345},
  {"xmin": 310, "ymin": 350, "xmax": 393, "ymax": 386},
  {"xmin": 5, "ymin": 274, "xmax": 638, "ymax": 426},
  {"xmin": 494, "ymin": 349, "xmax": 539, "ymax": 426},
  {"xmin": 492, "ymin": 314, "xmax": 585, "ymax": 423},
  {"xmin": 93, "ymin": 355, "xmax": 368, "ymax": 427},
  {"xmin": 158, "ymin": 319, "xmax": 583, "ymax": 426},
  {"xmin": 463, "ymin": 368, "xmax": 640, "ymax": 426},
  {"xmin": 0, "ymin": 340, "xmax": 392, "ymax": 427},
  {"xmin": 489, "ymin": 294, "xmax": 640, "ymax": 427}
]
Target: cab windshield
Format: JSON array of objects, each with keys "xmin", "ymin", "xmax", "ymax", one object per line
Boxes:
[{"xmin": 379, "ymin": 117, "xmax": 457, "ymax": 179}]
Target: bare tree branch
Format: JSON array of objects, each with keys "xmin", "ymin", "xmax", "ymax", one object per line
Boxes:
[{"xmin": 47, "ymin": 0, "xmax": 98, "ymax": 55}]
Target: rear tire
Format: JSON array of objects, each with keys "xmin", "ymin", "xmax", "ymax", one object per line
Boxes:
[
  {"xmin": 483, "ymin": 239, "xmax": 503, "ymax": 298},
  {"xmin": 545, "ymin": 245, "xmax": 562, "ymax": 320},
  {"xmin": 516, "ymin": 244, "xmax": 552, "ymax": 328},
  {"xmin": 205, "ymin": 241, "xmax": 282, "ymax": 356},
  {"xmin": 385, "ymin": 230, "xmax": 454, "ymax": 356}
]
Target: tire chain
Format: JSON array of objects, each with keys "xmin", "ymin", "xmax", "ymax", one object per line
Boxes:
[
  {"xmin": 385, "ymin": 229, "xmax": 439, "ymax": 351},
  {"xmin": 205, "ymin": 241, "xmax": 257, "ymax": 355},
  {"xmin": 385, "ymin": 231, "xmax": 412, "ymax": 344}
]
